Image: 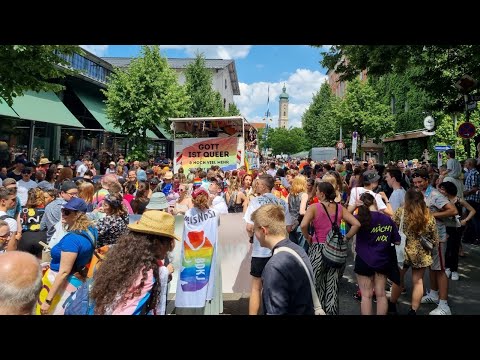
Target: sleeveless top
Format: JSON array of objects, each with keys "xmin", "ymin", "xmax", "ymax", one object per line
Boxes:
[{"xmin": 311, "ymin": 202, "xmax": 343, "ymax": 244}]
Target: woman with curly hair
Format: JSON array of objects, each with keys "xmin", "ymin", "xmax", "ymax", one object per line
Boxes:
[
  {"xmin": 37, "ymin": 197, "xmax": 97, "ymax": 315},
  {"xmin": 388, "ymin": 189, "xmax": 439, "ymax": 315},
  {"xmin": 175, "ymin": 188, "xmax": 222, "ymax": 315},
  {"xmin": 90, "ymin": 211, "xmax": 178, "ymax": 315},
  {"xmin": 96, "ymin": 193, "xmax": 129, "ymax": 247}
]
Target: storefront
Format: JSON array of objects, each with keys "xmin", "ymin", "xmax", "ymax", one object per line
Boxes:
[{"xmin": 0, "ymin": 91, "xmax": 84, "ymax": 162}]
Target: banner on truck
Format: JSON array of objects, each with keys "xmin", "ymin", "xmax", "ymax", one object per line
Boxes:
[{"xmin": 175, "ymin": 137, "xmax": 240, "ymax": 172}]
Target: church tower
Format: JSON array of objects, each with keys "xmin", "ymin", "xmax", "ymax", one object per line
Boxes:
[{"xmin": 278, "ymin": 84, "xmax": 289, "ymax": 129}]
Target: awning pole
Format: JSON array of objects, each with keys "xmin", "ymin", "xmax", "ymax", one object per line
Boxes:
[{"xmin": 28, "ymin": 121, "xmax": 35, "ymax": 161}]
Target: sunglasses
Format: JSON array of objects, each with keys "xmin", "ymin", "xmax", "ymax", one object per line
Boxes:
[{"xmin": 62, "ymin": 209, "xmax": 74, "ymax": 216}]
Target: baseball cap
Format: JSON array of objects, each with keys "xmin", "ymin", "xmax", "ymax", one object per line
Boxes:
[
  {"xmin": 63, "ymin": 197, "xmax": 88, "ymax": 213},
  {"xmin": 146, "ymin": 169, "xmax": 154, "ymax": 175},
  {"xmin": 363, "ymin": 170, "xmax": 380, "ymax": 184}
]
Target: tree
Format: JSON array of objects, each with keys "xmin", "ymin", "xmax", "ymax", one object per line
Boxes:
[
  {"xmin": 103, "ymin": 45, "xmax": 190, "ymax": 160},
  {"xmin": 318, "ymin": 45, "xmax": 480, "ymax": 113},
  {"xmin": 268, "ymin": 127, "xmax": 308, "ymax": 155},
  {"xmin": 0, "ymin": 45, "xmax": 81, "ymax": 106},
  {"xmin": 227, "ymin": 102, "xmax": 241, "ymax": 116},
  {"xmin": 302, "ymin": 82, "xmax": 338, "ymax": 148},
  {"xmin": 338, "ymin": 79, "xmax": 395, "ymax": 144},
  {"xmin": 184, "ymin": 54, "xmax": 226, "ymax": 117}
]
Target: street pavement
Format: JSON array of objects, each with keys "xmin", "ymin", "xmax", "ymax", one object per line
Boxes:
[{"xmin": 215, "ymin": 242, "xmax": 480, "ymax": 315}]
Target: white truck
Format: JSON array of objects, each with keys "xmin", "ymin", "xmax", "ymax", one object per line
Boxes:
[
  {"xmin": 169, "ymin": 116, "xmax": 260, "ymax": 173},
  {"xmin": 308, "ymin": 147, "xmax": 337, "ymax": 162}
]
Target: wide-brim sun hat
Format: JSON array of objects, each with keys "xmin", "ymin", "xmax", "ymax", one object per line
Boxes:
[
  {"xmin": 146, "ymin": 192, "xmax": 168, "ymax": 210},
  {"xmin": 128, "ymin": 210, "xmax": 180, "ymax": 240}
]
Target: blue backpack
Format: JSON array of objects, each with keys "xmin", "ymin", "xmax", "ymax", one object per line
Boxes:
[{"xmin": 64, "ymin": 278, "xmax": 156, "ymax": 315}]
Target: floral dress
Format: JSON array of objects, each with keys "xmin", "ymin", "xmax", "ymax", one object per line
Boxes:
[
  {"xmin": 393, "ymin": 207, "xmax": 439, "ymax": 269},
  {"xmin": 96, "ymin": 213, "xmax": 129, "ymax": 247}
]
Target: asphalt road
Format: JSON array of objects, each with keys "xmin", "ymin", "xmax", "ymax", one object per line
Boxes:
[{"xmin": 217, "ymin": 242, "xmax": 480, "ymax": 315}]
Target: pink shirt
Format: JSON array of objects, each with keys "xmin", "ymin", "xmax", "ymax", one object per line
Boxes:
[
  {"xmin": 312, "ymin": 203, "xmax": 342, "ymax": 244},
  {"xmin": 111, "ymin": 269, "xmax": 154, "ymax": 315}
]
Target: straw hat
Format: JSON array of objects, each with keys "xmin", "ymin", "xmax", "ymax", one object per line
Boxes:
[
  {"xmin": 38, "ymin": 158, "xmax": 52, "ymax": 166},
  {"xmin": 128, "ymin": 210, "xmax": 179, "ymax": 240},
  {"xmin": 164, "ymin": 171, "xmax": 173, "ymax": 179}
]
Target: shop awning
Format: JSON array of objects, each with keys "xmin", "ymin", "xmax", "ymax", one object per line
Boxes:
[
  {"xmin": 0, "ymin": 99, "xmax": 20, "ymax": 118},
  {"xmin": 155, "ymin": 124, "xmax": 172, "ymax": 140},
  {"xmin": 8, "ymin": 91, "xmax": 84, "ymax": 128},
  {"xmin": 73, "ymin": 89, "xmax": 159, "ymax": 139}
]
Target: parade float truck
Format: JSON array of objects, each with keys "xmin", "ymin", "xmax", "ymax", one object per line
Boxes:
[{"xmin": 169, "ymin": 116, "xmax": 260, "ymax": 173}]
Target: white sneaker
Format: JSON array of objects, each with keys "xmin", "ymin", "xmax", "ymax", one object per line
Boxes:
[
  {"xmin": 445, "ymin": 268, "xmax": 452, "ymax": 278},
  {"xmin": 451, "ymin": 271, "xmax": 459, "ymax": 281},
  {"xmin": 421, "ymin": 293, "xmax": 439, "ymax": 304},
  {"xmin": 429, "ymin": 305, "xmax": 451, "ymax": 315}
]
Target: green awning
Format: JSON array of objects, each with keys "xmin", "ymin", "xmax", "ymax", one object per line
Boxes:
[
  {"xmin": 0, "ymin": 99, "xmax": 20, "ymax": 118},
  {"xmin": 73, "ymin": 89, "xmax": 159, "ymax": 139},
  {"xmin": 155, "ymin": 124, "xmax": 172, "ymax": 140},
  {"xmin": 9, "ymin": 91, "xmax": 84, "ymax": 128}
]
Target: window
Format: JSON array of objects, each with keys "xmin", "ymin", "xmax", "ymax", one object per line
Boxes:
[
  {"xmin": 224, "ymin": 98, "xmax": 227, "ymax": 109},
  {"xmin": 225, "ymin": 79, "xmax": 227, "ymax": 89},
  {"xmin": 283, "ymin": 111, "xmax": 286, "ymax": 116}
]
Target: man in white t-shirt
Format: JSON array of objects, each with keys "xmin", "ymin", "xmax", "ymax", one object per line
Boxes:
[
  {"xmin": 385, "ymin": 168, "xmax": 406, "ymax": 212},
  {"xmin": 0, "ymin": 187, "xmax": 18, "ymax": 251},
  {"xmin": 348, "ymin": 170, "xmax": 393, "ymax": 216},
  {"xmin": 244, "ymin": 174, "xmax": 292, "ymax": 315},
  {"xmin": 76, "ymin": 156, "xmax": 89, "ymax": 177},
  {"xmin": 17, "ymin": 168, "xmax": 38, "ymax": 206}
]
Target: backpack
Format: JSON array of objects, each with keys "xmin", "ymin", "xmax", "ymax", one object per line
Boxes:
[
  {"xmin": 320, "ymin": 203, "xmax": 347, "ymax": 268},
  {"xmin": 64, "ymin": 277, "xmax": 157, "ymax": 315}
]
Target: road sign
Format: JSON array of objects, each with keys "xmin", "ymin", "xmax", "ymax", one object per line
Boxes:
[
  {"xmin": 467, "ymin": 101, "xmax": 477, "ymax": 111},
  {"xmin": 434, "ymin": 145, "xmax": 452, "ymax": 152},
  {"xmin": 458, "ymin": 122, "xmax": 476, "ymax": 139},
  {"xmin": 336, "ymin": 141, "xmax": 346, "ymax": 150}
]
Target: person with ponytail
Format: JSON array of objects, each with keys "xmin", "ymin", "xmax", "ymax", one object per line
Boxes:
[
  {"xmin": 354, "ymin": 193, "xmax": 400, "ymax": 315},
  {"xmin": 300, "ymin": 182, "xmax": 360, "ymax": 315}
]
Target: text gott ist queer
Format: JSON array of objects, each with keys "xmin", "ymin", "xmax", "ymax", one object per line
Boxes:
[{"xmin": 188, "ymin": 143, "xmax": 230, "ymax": 158}]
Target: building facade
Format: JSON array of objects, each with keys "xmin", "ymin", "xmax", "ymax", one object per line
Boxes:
[
  {"xmin": 0, "ymin": 49, "xmax": 241, "ymax": 165},
  {"xmin": 101, "ymin": 57, "xmax": 240, "ymax": 111}
]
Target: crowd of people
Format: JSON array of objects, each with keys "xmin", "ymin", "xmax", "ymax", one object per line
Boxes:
[{"xmin": 0, "ymin": 149, "xmax": 478, "ymax": 315}]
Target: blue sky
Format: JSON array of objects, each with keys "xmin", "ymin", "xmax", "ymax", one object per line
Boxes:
[{"xmin": 81, "ymin": 45, "xmax": 329, "ymax": 128}]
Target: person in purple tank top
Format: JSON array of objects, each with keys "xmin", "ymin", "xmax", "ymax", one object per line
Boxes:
[{"xmin": 354, "ymin": 193, "xmax": 401, "ymax": 315}]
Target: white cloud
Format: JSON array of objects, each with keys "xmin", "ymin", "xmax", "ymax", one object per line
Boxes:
[
  {"xmin": 80, "ymin": 45, "xmax": 109, "ymax": 56},
  {"xmin": 160, "ymin": 45, "xmax": 252, "ymax": 59},
  {"xmin": 235, "ymin": 69, "xmax": 328, "ymax": 128}
]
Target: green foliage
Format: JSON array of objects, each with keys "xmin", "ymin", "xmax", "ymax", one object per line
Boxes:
[
  {"xmin": 184, "ymin": 54, "xmax": 226, "ymax": 117},
  {"xmin": 339, "ymin": 79, "xmax": 395, "ymax": 143},
  {"xmin": 102, "ymin": 45, "xmax": 190, "ymax": 160},
  {"xmin": 268, "ymin": 127, "xmax": 308, "ymax": 155},
  {"xmin": 227, "ymin": 102, "xmax": 241, "ymax": 116},
  {"xmin": 0, "ymin": 45, "xmax": 81, "ymax": 106},
  {"xmin": 319, "ymin": 45, "xmax": 480, "ymax": 113},
  {"xmin": 302, "ymin": 82, "xmax": 338, "ymax": 148}
]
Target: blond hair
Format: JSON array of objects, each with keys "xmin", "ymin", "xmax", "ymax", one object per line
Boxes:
[
  {"xmin": 67, "ymin": 212, "xmax": 92, "ymax": 232},
  {"xmin": 251, "ymin": 204, "xmax": 286, "ymax": 236},
  {"xmin": 290, "ymin": 175, "xmax": 307, "ymax": 196}
]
